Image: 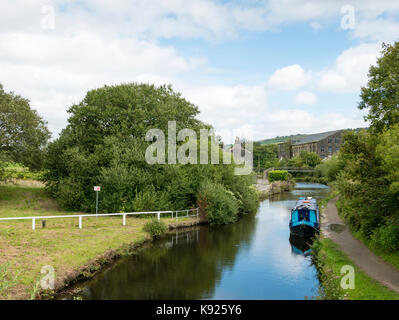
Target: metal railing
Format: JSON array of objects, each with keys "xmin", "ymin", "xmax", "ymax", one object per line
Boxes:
[{"xmin": 0, "ymin": 208, "xmax": 199, "ymax": 230}]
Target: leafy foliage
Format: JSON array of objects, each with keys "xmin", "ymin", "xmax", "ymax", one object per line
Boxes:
[
  {"xmin": 0, "ymin": 84, "xmax": 50, "ymax": 170},
  {"xmin": 197, "ymin": 180, "xmax": 239, "ymax": 226},
  {"xmin": 359, "ymin": 42, "xmax": 399, "ymax": 133},
  {"xmin": 44, "ymin": 83, "xmax": 258, "ymax": 226},
  {"xmin": 143, "ymin": 219, "xmax": 168, "ymax": 239},
  {"xmin": 299, "ymin": 151, "xmax": 321, "ymax": 168},
  {"xmin": 268, "ymin": 170, "xmax": 288, "ymax": 182},
  {"xmin": 253, "ymin": 142, "xmax": 279, "ymax": 172}
]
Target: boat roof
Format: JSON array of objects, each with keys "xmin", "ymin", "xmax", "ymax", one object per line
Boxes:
[{"xmin": 293, "ymin": 198, "xmax": 318, "ymax": 211}]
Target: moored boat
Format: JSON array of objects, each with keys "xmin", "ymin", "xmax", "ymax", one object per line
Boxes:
[{"xmin": 289, "ymin": 197, "xmax": 320, "ymax": 237}]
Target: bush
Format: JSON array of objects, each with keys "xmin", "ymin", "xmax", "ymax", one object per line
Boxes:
[
  {"xmin": 143, "ymin": 219, "xmax": 168, "ymax": 239},
  {"xmin": 268, "ymin": 170, "xmax": 288, "ymax": 182},
  {"xmin": 197, "ymin": 180, "xmax": 239, "ymax": 226},
  {"xmin": 0, "ymin": 161, "xmax": 45, "ymax": 182},
  {"xmin": 370, "ymin": 219, "xmax": 399, "ymax": 252}
]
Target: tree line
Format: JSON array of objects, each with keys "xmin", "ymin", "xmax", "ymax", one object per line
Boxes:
[{"xmin": 0, "ymin": 83, "xmax": 258, "ymax": 225}]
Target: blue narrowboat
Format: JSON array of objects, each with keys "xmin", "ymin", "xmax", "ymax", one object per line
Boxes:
[{"xmin": 289, "ymin": 197, "xmax": 320, "ymax": 237}]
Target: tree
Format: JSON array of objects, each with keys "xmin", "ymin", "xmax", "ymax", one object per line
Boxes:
[
  {"xmin": 0, "ymin": 84, "xmax": 50, "ymax": 170},
  {"xmin": 44, "ymin": 83, "xmax": 259, "ymax": 220},
  {"xmin": 359, "ymin": 42, "xmax": 399, "ymax": 132},
  {"xmin": 299, "ymin": 151, "xmax": 322, "ymax": 168},
  {"xmin": 252, "ymin": 142, "xmax": 278, "ymax": 172}
]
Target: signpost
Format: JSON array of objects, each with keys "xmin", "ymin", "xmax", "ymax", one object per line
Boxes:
[{"xmin": 94, "ymin": 186, "xmax": 101, "ymax": 215}]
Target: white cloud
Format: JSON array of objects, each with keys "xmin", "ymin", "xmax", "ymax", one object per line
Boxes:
[
  {"xmin": 183, "ymin": 84, "xmax": 364, "ymax": 142},
  {"xmin": 293, "ymin": 91, "xmax": 317, "ymax": 105},
  {"xmin": 0, "ymin": 31, "xmax": 205, "ymax": 138},
  {"xmin": 0, "ymin": 0, "xmax": 389, "ymax": 142},
  {"xmin": 267, "ymin": 65, "xmax": 310, "ymax": 91},
  {"xmin": 317, "ymin": 43, "xmax": 380, "ymax": 93}
]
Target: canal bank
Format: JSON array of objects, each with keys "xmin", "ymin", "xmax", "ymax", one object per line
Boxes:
[
  {"xmin": 312, "ymin": 197, "xmax": 399, "ymax": 299},
  {"xmin": 63, "ymin": 183, "xmax": 330, "ymax": 300},
  {"xmin": 0, "ymin": 183, "xmax": 208, "ymax": 300}
]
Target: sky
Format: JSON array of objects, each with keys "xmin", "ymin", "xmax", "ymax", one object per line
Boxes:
[{"xmin": 1, "ymin": 0, "xmax": 399, "ymax": 143}]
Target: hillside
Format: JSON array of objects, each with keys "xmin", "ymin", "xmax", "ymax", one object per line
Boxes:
[{"xmin": 256, "ymin": 128, "xmax": 367, "ymax": 145}]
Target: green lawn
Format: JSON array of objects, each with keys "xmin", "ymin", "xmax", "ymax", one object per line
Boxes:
[
  {"xmin": 315, "ymin": 238, "xmax": 399, "ymax": 300},
  {"xmin": 0, "ymin": 183, "xmax": 197, "ymax": 300}
]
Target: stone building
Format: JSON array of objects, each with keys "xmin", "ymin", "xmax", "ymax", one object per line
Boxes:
[{"xmin": 278, "ymin": 130, "xmax": 343, "ymax": 160}]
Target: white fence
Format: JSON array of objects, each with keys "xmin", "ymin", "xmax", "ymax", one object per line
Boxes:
[{"xmin": 0, "ymin": 208, "xmax": 199, "ymax": 230}]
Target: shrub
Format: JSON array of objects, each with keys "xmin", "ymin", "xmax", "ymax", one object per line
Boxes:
[
  {"xmin": 268, "ymin": 170, "xmax": 288, "ymax": 182},
  {"xmin": 370, "ymin": 219, "xmax": 399, "ymax": 252},
  {"xmin": 197, "ymin": 180, "xmax": 239, "ymax": 226},
  {"xmin": 132, "ymin": 187, "xmax": 172, "ymax": 212},
  {"xmin": 143, "ymin": 219, "xmax": 168, "ymax": 239}
]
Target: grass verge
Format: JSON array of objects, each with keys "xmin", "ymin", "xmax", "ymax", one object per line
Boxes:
[
  {"xmin": 312, "ymin": 238, "xmax": 399, "ymax": 300},
  {"xmin": 0, "ymin": 184, "xmax": 199, "ymax": 299}
]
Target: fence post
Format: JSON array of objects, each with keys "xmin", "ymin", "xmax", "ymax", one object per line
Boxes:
[
  {"xmin": 157, "ymin": 212, "xmax": 160, "ymax": 221},
  {"xmin": 123, "ymin": 214, "xmax": 126, "ymax": 226},
  {"xmin": 187, "ymin": 209, "xmax": 189, "ymax": 217},
  {"xmin": 79, "ymin": 216, "xmax": 82, "ymax": 229},
  {"xmin": 32, "ymin": 218, "xmax": 35, "ymax": 230},
  {"xmin": 197, "ymin": 208, "xmax": 199, "ymax": 218}
]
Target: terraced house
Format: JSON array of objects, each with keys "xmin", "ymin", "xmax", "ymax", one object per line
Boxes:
[{"xmin": 278, "ymin": 130, "xmax": 343, "ymax": 160}]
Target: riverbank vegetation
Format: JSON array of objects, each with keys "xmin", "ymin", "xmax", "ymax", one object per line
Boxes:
[
  {"xmin": 312, "ymin": 238, "xmax": 399, "ymax": 300},
  {"xmin": 43, "ymin": 83, "xmax": 258, "ymax": 225},
  {"xmin": 0, "ymin": 82, "xmax": 260, "ymax": 299},
  {"xmin": 0, "ymin": 182, "xmax": 200, "ymax": 299},
  {"xmin": 314, "ymin": 42, "xmax": 399, "ymax": 270}
]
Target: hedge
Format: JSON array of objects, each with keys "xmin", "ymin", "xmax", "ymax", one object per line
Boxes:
[{"xmin": 268, "ymin": 170, "xmax": 288, "ymax": 182}]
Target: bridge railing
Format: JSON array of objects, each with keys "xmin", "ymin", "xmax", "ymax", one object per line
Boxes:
[
  {"xmin": 0, "ymin": 208, "xmax": 199, "ymax": 230},
  {"xmin": 273, "ymin": 167, "xmax": 315, "ymax": 171}
]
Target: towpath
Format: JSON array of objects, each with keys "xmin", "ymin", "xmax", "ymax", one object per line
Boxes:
[{"xmin": 322, "ymin": 197, "xmax": 399, "ymax": 294}]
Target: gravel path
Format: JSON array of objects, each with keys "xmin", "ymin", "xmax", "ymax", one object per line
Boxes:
[{"xmin": 322, "ymin": 197, "xmax": 399, "ymax": 294}]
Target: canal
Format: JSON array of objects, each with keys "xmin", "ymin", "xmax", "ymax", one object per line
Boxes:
[{"xmin": 75, "ymin": 182, "xmax": 330, "ymax": 300}]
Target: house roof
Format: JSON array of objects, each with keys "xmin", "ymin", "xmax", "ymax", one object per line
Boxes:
[{"xmin": 292, "ymin": 130, "xmax": 341, "ymax": 145}]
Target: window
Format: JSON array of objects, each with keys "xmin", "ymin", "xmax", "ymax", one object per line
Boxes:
[
  {"xmin": 328, "ymin": 146, "xmax": 332, "ymax": 153},
  {"xmin": 321, "ymin": 146, "xmax": 325, "ymax": 152},
  {"xmin": 328, "ymin": 138, "xmax": 332, "ymax": 143},
  {"xmin": 336, "ymin": 147, "xmax": 340, "ymax": 152},
  {"xmin": 335, "ymin": 137, "xmax": 340, "ymax": 144}
]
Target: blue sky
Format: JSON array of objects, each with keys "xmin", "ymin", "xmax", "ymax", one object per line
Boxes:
[{"xmin": 1, "ymin": 1, "xmax": 398, "ymax": 142}]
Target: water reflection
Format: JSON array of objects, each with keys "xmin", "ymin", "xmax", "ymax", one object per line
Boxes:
[
  {"xmin": 77, "ymin": 183, "xmax": 329, "ymax": 300},
  {"xmin": 289, "ymin": 235, "xmax": 313, "ymax": 257}
]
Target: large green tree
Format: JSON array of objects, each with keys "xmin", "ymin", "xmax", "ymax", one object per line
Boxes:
[
  {"xmin": 359, "ymin": 42, "xmax": 399, "ymax": 132},
  {"xmin": 45, "ymin": 83, "xmax": 258, "ymax": 220},
  {"xmin": 0, "ymin": 84, "xmax": 50, "ymax": 170}
]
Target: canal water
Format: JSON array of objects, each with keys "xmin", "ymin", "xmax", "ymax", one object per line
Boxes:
[{"xmin": 76, "ymin": 183, "xmax": 329, "ymax": 300}]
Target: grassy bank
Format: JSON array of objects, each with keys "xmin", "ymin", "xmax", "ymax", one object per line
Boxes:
[
  {"xmin": 313, "ymin": 238, "xmax": 399, "ymax": 300},
  {"xmin": 314, "ymin": 190, "xmax": 399, "ymax": 300},
  {"xmin": 0, "ymin": 183, "xmax": 199, "ymax": 300}
]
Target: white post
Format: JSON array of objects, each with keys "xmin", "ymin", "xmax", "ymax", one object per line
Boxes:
[
  {"xmin": 123, "ymin": 214, "xmax": 126, "ymax": 226},
  {"xmin": 79, "ymin": 216, "xmax": 82, "ymax": 229},
  {"xmin": 197, "ymin": 208, "xmax": 199, "ymax": 218},
  {"xmin": 32, "ymin": 218, "xmax": 35, "ymax": 230},
  {"xmin": 187, "ymin": 209, "xmax": 189, "ymax": 217},
  {"xmin": 157, "ymin": 212, "xmax": 160, "ymax": 221}
]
